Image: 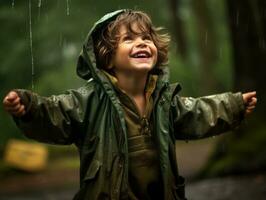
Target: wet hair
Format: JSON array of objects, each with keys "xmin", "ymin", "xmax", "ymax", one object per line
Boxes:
[{"xmin": 94, "ymin": 10, "xmax": 170, "ymax": 70}]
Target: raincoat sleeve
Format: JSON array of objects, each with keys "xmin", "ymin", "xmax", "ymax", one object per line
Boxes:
[
  {"xmin": 170, "ymin": 92, "xmax": 246, "ymax": 140},
  {"xmin": 13, "ymin": 86, "xmax": 92, "ymax": 145}
]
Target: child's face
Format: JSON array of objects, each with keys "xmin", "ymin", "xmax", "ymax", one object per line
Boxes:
[{"xmin": 110, "ymin": 23, "xmax": 158, "ymax": 74}]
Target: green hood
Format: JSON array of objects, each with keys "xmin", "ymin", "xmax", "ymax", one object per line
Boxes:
[{"xmin": 76, "ymin": 9, "xmax": 125, "ymax": 81}]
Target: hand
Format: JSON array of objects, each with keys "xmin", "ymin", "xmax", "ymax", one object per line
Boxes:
[
  {"xmin": 3, "ymin": 91, "xmax": 26, "ymax": 117},
  {"xmin": 242, "ymin": 91, "xmax": 257, "ymax": 116}
]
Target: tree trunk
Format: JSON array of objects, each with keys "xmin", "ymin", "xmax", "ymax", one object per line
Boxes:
[
  {"xmin": 168, "ymin": 0, "xmax": 188, "ymax": 59},
  {"xmin": 191, "ymin": 0, "xmax": 219, "ymax": 93}
]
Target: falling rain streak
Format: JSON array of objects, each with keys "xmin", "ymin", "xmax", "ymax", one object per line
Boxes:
[
  {"xmin": 38, "ymin": 0, "xmax": 42, "ymax": 19},
  {"xmin": 29, "ymin": 0, "xmax": 35, "ymax": 90},
  {"xmin": 236, "ymin": 11, "xmax": 239, "ymax": 26},
  {"xmin": 205, "ymin": 31, "xmax": 208, "ymax": 45},
  {"xmin": 12, "ymin": 0, "xmax": 15, "ymax": 8},
  {"xmin": 66, "ymin": 0, "xmax": 70, "ymax": 16},
  {"xmin": 38, "ymin": 0, "xmax": 42, "ymax": 7}
]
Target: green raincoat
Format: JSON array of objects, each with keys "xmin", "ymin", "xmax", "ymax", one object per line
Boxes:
[{"xmin": 14, "ymin": 9, "xmax": 245, "ymax": 200}]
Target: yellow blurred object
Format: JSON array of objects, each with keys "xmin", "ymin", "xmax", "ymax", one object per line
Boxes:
[{"xmin": 4, "ymin": 139, "xmax": 48, "ymax": 172}]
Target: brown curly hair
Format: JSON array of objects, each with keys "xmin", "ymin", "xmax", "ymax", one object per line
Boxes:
[{"xmin": 93, "ymin": 10, "xmax": 170, "ymax": 70}]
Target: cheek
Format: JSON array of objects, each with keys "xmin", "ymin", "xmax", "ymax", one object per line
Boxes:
[
  {"xmin": 113, "ymin": 53, "xmax": 128, "ymax": 68},
  {"xmin": 152, "ymin": 44, "xmax": 158, "ymax": 54}
]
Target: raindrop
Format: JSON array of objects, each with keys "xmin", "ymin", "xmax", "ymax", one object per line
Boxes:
[
  {"xmin": 38, "ymin": 0, "xmax": 42, "ymax": 7},
  {"xmin": 66, "ymin": 0, "xmax": 70, "ymax": 16},
  {"xmin": 205, "ymin": 31, "xmax": 208, "ymax": 45},
  {"xmin": 236, "ymin": 11, "xmax": 239, "ymax": 26},
  {"xmin": 29, "ymin": 0, "xmax": 35, "ymax": 90},
  {"xmin": 212, "ymin": 136, "xmax": 216, "ymax": 139},
  {"xmin": 38, "ymin": 0, "xmax": 42, "ymax": 20},
  {"xmin": 12, "ymin": 0, "xmax": 15, "ymax": 8}
]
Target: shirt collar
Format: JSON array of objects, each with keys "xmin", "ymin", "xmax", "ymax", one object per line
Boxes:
[{"xmin": 101, "ymin": 69, "xmax": 158, "ymax": 99}]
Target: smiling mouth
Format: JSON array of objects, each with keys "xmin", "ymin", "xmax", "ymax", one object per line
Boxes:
[{"xmin": 130, "ymin": 51, "xmax": 152, "ymax": 58}]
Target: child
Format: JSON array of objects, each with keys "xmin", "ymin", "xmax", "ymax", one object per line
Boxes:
[{"xmin": 3, "ymin": 9, "xmax": 257, "ymax": 200}]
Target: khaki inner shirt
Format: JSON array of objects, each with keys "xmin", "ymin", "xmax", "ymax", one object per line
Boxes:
[{"xmin": 102, "ymin": 71, "xmax": 163, "ymax": 200}]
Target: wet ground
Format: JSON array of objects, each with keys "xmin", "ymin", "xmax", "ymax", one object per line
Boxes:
[
  {"xmin": 1, "ymin": 173, "xmax": 265, "ymax": 200},
  {"xmin": 0, "ymin": 168, "xmax": 79, "ymax": 200},
  {"xmin": 1, "ymin": 139, "xmax": 265, "ymax": 199},
  {"xmin": 187, "ymin": 174, "xmax": 266, "ymax": 200},
  {"xmin": 0, "ymin": 187, "xmax": 77, "ymax": 200}
]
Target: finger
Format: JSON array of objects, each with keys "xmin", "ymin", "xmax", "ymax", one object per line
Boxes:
[
  {"xmin": 13, "ymin": 105, "xmax": 26, "ymax": 117},
  {"xmin": 3, "ymin": 95, "xmax": 20, "ymax": 106},
  {"xmin": 3, "ymin": 96, "xmax": 21, "ymax": 107},
  {"xmin": 6, "ymin": 91, "xmax": 19, "ymax": 102},
  {"xmin": 248, "ymin": 91, "xmax": 257, "ymax": 96},
  {"xmin": 243, "ymin": 91, "xmax": 257, "ymax": 100},
  {"xmin": 5, "ymin": 97, "xmax": 20, "ymax": 106},
  {"xmin": 247, "ymin": 97, "xmax": 257, "ymax": 106},
  {"xmin": 5, "ymin": 105, "xmax": 21, "ymax": 114},
  {"xmin": 3, "ymin": 95, "xmax": 11, "ymax": 105},
  {"xmin": 5, "ymin": 103, "xmax": 22, "ymax": 112},
  {"xmin": 243, "ymin": 92, "xmax": 257, "ymax": 105},
  {"xmin": 246, "ymin": 105, "xmax": 256, "ymax": 110},
  {"xmin": 246, "ymin": 107, "xmax": 255, "ymax": 114},
  {"xmin": 248, "ymin": 98, "xmax": 257, "ymax": 106}
]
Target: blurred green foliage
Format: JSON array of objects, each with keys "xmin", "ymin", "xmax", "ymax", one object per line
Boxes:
[{"xmin": 200, "ymin": 122, "xmax": 266, "ymax": 177}]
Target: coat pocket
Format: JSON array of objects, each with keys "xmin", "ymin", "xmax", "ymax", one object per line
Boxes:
[
  {"xmin": 83, "ymin": 159, "xmax": 102, "ymax": 181},
  {"xmin": 73, "ymin": 160, "xmax": 104, "ymax": 200}
]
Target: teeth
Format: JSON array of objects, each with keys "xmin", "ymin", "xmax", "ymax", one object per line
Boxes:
[
  {"xmin": 137, "ymin": 53, "xmax": 146, "ymax": 57},
  {"xmin": 132, "ymin": 52, "xmax": 150, "ymax": 58}
]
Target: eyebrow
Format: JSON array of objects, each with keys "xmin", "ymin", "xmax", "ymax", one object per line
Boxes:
[{"xmin": 121, "ymin": 31, "xmax": 150, "ymax": 37}]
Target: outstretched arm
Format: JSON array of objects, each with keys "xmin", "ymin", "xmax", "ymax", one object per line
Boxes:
[
  {"xmin": 170, "ymin": 92, "xmax": 255, "ymax": 140},
  {"xmin": 3, "ymin": 87, "xmax": 91, "ymax": 145}
]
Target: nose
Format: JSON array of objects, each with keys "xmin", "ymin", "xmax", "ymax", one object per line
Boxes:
[{"xmin": 135, "ymin": 37, "xmax": 147, "ymax": 48}]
